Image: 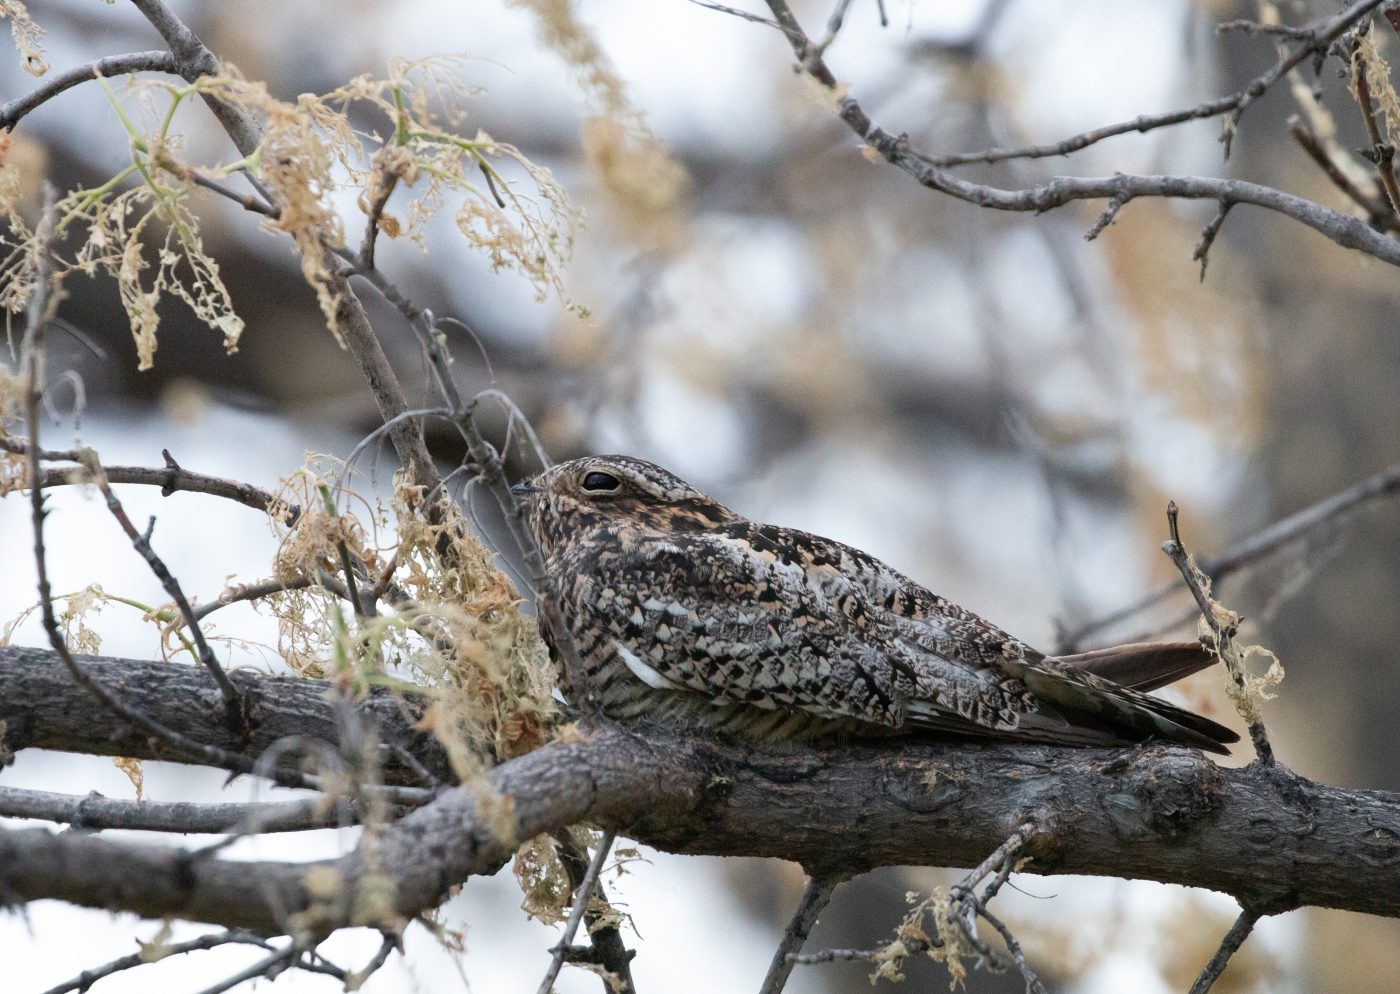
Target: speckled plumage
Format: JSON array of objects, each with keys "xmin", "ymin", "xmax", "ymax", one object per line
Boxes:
[{"xmin": 516, "ymin": 456, "xmax": 1238, "ymax": 753}]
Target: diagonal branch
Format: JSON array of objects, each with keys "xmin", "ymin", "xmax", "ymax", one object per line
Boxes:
[
  {"xmin": 1162, "ymin": 502, "xmax": 1275, "ymax": 766},
  {"xmin": 80, "ymin": 451, "xmax": 244, "ymax": 722},
  {"xmin": 1186, "ymin": 908, "xmax": 1261, "ymax": 994},
  {"xmin": 536, "ymin": 830, "xmax": 618, "ymax": 994},
  {"xmin": 762, "ymin": 874, "xmax": 842, "ymax": 994},
  {"xmin": 914, "ymin": 0, "xmax": 1386, "ymax": 166},
  {"xmin": 39, "ymin": 930, "xmax": 276, "ymax": 994},
  {"xmin": 0, "ymin": 51, "xmax": 179, "ymax": 132},
  {"xmin": 1057, "ymin": 459, "xmax": 1400, "ymax": 652},
  {"xmin": 737, "ymin": 0, "xmax": 1400, "ymax": 268}
]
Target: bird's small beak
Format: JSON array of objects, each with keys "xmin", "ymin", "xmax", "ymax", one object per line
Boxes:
[{"xmin": 510, "ymin": 481, "xmax": 540, "ymax": 497}]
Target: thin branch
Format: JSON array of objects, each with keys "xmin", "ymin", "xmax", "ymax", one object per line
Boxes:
[
  {"xmin": 0, "ymin": 52, "xmax": 179, "ymax": 132},
  {"xmin": 1057, "ymin": 459, "xmax": 1400, "ymax": 652},
  {"xmin": 1192, "ymin": 198, "xmax": 1235, "ymax": 279},
  {"xmin": 39, "ymin": 930, "xmax": 276, "ymax": 994},
  {"xmin": 188, "ymin": 171, "xmax": 280, "ymax": 218},
  {"xmin": 787, "ymin": 947, "xmax": 878, "ymax": 964},
  {"xmin": 1352, "ymin": 40, "xmax": 1400, "ymax": 214},
  {"xmin": 343, "ymin": 932, "xmax": 399, "ymax": 989},
  {"xmin": 1162, "ymin": 502, "xmax": 1275, "ymax": 766},
  {"xmin": 81, "ymin": 453, "xmax": 243, "ymax": 722},
  {"xmin": 555, "ymin": 834, "xmax": 636, "ymax": 993},
  {"xmin": 359, "ymin": 167, "xmax": 399, "ymax": 271},
  {"xmin": 1288, "ymin": 114, "xmax": 1396, "ymax": 229},
  {"xmin": 1186, "ymin": 908, "xmax": 1261, "ymax": 994},
  {"xmin": 747, "ymin": 0, "xmax": 1400, "ymax": 268},
  {"xmin": 536, "ymin": 830, "xmax": 617, "ymax": 994},
  {"xmin": 977, "ymin": 906, "xmax": 1046, "ymax": 994},
  {"xmin": 6, "ymin": 444, "xmax": 297, "ymax": 521},
  {"xmin": 762, "ymin": 875, "xmax": 841, "ymax": 994},
  {"xmin": 809, "ymin": 0, "xmax": 856, "ymax": 59},
  {"xmin": 1216, "ymin": 20, "xmax": 1316, "ymax": 40},
  {"xmin": 906, "ymin": 0, "xmax": 1387, "ymax": 166},
  {"xmin": 190, "ymin": 945, "xmax": 297, "ymax": 994},
  {"xmin": 0, "ymin": 784, "xmax": 364, "ymax": 834},
  {"xmin": 192, "ymin": 577, "xmax": 313, "ymax": 622}
]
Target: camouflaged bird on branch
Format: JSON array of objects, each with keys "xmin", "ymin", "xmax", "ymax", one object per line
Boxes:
[{"xmin": 514, "ymin": 456, "xmax": 1239, "ymax": 754}]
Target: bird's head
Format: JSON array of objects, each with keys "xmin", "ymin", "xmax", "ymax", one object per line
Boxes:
[{"xmin": 511, "ymin": 455, "xmax": 735, "ymax": 556}]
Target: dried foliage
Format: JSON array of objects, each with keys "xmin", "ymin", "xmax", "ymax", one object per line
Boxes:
[
  {"xmin": 0, "ymin": 0, "xmax": 47, "ymax": 76},
  {"xmin": 513, "ymin": 833, "xmax": 573, "ymax": 925},
  {"xmin": 258, "ymin": 457, "xmax": 554, "ymax": 766},
  {"xmin": 0, "ymin": 57, "xmax": 581, "ymax": 366},
  {"xmin": 511, "ymin": 0, "xmax": 689, "ymax": 244}
]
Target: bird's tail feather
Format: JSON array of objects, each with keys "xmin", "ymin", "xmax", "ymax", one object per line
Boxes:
[
  {"xmin": 1004, "ymin": 653, "xmax": 1240, "ymax": 755},
  {"xmin": 1055, "ymin": 641, "xmax": 1218, "ymax": 693}
]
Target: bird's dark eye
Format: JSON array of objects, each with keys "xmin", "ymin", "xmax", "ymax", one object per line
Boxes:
[{"xmin": 582, "ymin": 471, "xmax": 621, "ymax": 492}]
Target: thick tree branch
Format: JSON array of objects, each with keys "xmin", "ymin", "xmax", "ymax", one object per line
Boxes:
[
  {"xmin": 0, "ymin": 646, "xmax": 452, "ymax": 788},
  {"xmin": 4, "ymin": 648, "xmax": 1400, "ymax": 935}
]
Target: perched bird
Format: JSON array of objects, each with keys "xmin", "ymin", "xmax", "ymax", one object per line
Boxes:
[{"xmin": 512, "ymin": 456, "xmax": 1238, "ymax": 753}]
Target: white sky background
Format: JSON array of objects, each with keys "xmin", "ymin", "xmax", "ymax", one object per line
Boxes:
[{"xmin": 1, "ymin": 0, "xmax": 1304, "ymax": 991}]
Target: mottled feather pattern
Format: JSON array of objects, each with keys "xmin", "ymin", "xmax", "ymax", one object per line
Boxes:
[{"xmin": 518, "ymin": 456, "xmax": 1239, "ymax": 753}]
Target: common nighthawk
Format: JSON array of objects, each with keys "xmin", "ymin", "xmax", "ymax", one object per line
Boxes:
[{"xmin": 513, "ymin": 456, "xmax": 1238, "ymax": 753}]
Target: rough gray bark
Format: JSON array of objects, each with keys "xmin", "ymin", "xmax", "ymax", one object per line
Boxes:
[
  {"xmin": 4, "ymin": 646, "xmax": 1400, "ymax": 936},
  {"xmin": 0, "ymin": 646, "xmax": 450, "ymax": 787}
]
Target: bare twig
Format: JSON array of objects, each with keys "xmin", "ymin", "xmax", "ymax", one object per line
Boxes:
[
  {"xmin": 0, "ymin": 784, "xmax": 361, "ymax": 834},
  {"xmin": 1162, "ymin": 502, "xmax": 1275, "ymax": 765},
  {"xmin": 742, "ymin": 0, "xmax": 1400, "ymax": 268},
  {"xmin": 0, "ymin": 52, "xmax": 178, "ymax": 131},
  {"xmin": 1216, "ymin": 20, "xmax": 1316, "ymax": 40},
  {"xmin": 762, "ymin": 874, "xmax": 842, "ymax": 994},
  {"xmin": 7, "ymin": 444, "xmax": 298, "ymax": 521},
  {"xmin": 1288, "ymin": 114, "xmax": 1396, "ymax": 229},
  {"xmin": 1057, "ymin": 459, "xmax": 1400, "ymax": 652},
  {"xmin": 343, "ymin": 932, "xmax": 399, "ymax": 989},
  {"xmin": 536, "ymin": 829, "xmax": 617, "ymax": 994},
  {"xmin": 555, "ymin": 834, "xmax": 636, "ymax": 993},
  {"xmin": 39, "ymin": 930, "xmax": 275, "ymax": 994},
  {"xmin": 978, "ymin": 906, "xmax": 1046, "ymax": 994},
  {"xmin": 787, "ymin": 946, "xmax": 878, "ymax": 964},
  {"xmin": 189, "ymin": 945, "xmax": 297, "ymax": 994},
  {"xmin": 81, "ymin": 453, "xmax": 243, "ymax": 722},
  {"xmin": 359, "ymin": 167, "xmax": 399, "ymax": 271},
  {"xmin": 1186, "ymin": 908, "xmax": 1261, "ymax": 994},
  {"xmin": 192, "ymin": 577, "xmax": 312, "ymax": 621},
  {"xmin": 188, "ymin": 171, "xmax": 280, "ymax": 218},
  {"xmin": 1192, "ymin": 198, "xmax": 1235, "ymax": 279},
  {"xmin": 1352, "ymin": 40, "xmax": 1400, "ymax": 213},
  {"xmin": 905, "ymin": 0, "xmax": 1387, "ymax": 166}
]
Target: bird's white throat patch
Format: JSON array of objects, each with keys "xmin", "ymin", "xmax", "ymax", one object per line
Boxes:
[{"xmin": 614, "ymin": 642, "xmax": 686, "ymax": 691}]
